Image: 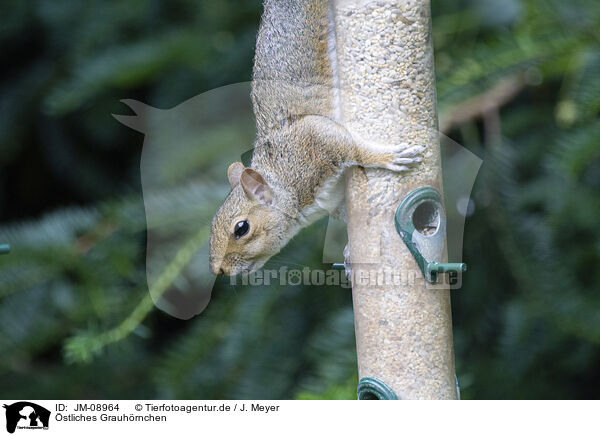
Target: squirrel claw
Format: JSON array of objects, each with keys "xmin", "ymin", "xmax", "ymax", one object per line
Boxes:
[
  {"xmin": 385, "ymin": 163, "xmax": 411, "ymax": 172},
  {"xmin": 388, "ymin": 142, "xmax": 410, "ymax": 153},
  {"xmin": 393, "ymin": 156, "xmax": 423, "ymax": 165},
  {"xmin": 397, "ymin": 145, "xmax": 425, "ymax": 157}
]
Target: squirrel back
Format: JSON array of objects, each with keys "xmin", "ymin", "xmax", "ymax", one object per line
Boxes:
[{"xmin": 252, "ymin": 0, "xmax": 337, "ymax": 135}]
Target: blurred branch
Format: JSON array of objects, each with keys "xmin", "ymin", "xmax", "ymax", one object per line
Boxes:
[
  {"xmin": 439, "ymin": 75, "xmax": 527, "ymax": 134},
  {"xmin": 74, "ymin": 220, "xmax": 118, "ymax": 255},
  {"xmin": 483, "ymin": 107, "xmax": 502, "ymax": 148},
  {"xmin": 64, "ymin": 226, "xmax": 210, "ymax": 364}
]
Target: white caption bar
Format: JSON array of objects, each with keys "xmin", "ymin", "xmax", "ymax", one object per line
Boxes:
[{"xmin": 1, "ymin": 400, "xmax": 596, "ymax": 435}]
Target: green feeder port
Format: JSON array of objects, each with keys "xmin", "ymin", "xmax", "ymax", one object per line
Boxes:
[
  {"xmin": 0, "ymin": 244, "xmax": 10, "ymax": 255},
  {"xmin": 395, "ymin": 187, "xmax": 467, "ymax": 283},
  {"xmin": 357, "ymin": 377, "xmax": 398, "ymax": 400}
]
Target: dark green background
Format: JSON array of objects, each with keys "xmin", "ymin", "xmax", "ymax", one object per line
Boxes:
[{"xmin": 0, "ymin": 0, "xmax": 599, "ymax": 399}]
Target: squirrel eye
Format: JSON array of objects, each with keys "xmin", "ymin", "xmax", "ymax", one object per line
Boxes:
[{"xmin": 233, "ymin": 220, "xmax": 250, "ymax": 239}]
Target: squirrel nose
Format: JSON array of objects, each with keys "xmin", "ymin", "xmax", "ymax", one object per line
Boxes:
[{"xmin": 211, "ymin": 263, "xmax": 226, "ymax": 275}]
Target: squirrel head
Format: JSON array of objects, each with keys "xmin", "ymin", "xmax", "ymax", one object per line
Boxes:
[{"xmin": 210, "ymin": 162, "xmax": 291, "ymax": 276}]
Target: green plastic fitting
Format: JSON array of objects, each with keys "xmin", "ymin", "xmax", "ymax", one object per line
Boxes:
[
  {"xmin": 357, "ymin": 377, "xmax": 398, "ymax": 400},
  {"xmin": 427, "ymin": 262, "xmax": 467, "ymax": 282},
  {"xmin": 395, "ymin": 187, "xmax": 466, "ymax": 283}
]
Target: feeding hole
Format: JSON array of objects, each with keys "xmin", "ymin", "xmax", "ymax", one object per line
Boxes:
[
  {"xmin": 359, "ymin": 392, "xmax": 380, "ymax": 400},
  {"xmin": 412, "ymin": 201, "xmax": 440, "ymax": 236}
]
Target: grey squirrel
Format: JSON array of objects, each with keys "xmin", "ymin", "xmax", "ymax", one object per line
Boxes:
[{"xmin": 209, "ymin": 0, "xmax": 423, "ymax": 275}]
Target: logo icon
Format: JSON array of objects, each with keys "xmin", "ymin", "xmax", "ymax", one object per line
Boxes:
[{"xmin": 3, "ymin": 402, "xmax": 50, "ymax": 434}]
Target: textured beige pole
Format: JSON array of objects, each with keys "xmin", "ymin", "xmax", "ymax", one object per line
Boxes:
[{"xmin": 332, "ymin": 0, "xmax": 457, "ymax": 399}]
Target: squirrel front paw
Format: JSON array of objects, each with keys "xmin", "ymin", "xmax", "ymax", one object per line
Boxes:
[
  {"xmin": 350, "ymin": 130, "xmax": 425, "ymax": 172},
  {"xmin": 361, "ymin": 144, "xmax": 424, "ymax": 172},
  {"xmin": 385, "ymin": 145, "xmax": 425, "ymax": 171}
]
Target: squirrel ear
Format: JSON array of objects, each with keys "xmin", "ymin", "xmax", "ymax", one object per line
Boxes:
[
  {"xmin": 240, "ymin": 168, "xmax": 273, "ymax": 204},
  {"xmin": 227, "ymin": 162, "xmax": 245, "ymax": 188}
]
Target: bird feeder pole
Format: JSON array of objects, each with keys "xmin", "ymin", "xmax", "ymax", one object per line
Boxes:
[{"xmin": 332, "ymin": 0, "xmax": 458, "ymax": 399}]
